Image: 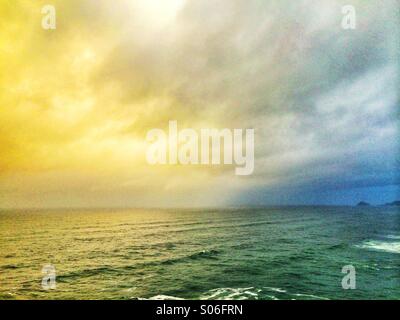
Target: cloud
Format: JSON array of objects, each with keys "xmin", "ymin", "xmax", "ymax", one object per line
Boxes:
[{"xmin": 0, "ymin": 0, "xmax": 398, "ymax": 207}]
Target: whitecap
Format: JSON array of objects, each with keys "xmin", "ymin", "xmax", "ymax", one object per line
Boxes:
[
  {"xmin": 144, "ymin": 295, "xmax": 185, "ymax": 300},
  {"xmin": 292, "ymin": 293, "xmax": 329, "ymax": 300},
  {"xmin": 356, "ymin": 240, "xmax": 400, "ymax": 254},
  {"xmin": 385, "ymin": 235, "xmax": 400, "ymax": 240},
  {"xmin": 263, "ymin": 286, "xmax": 287, "ymax": 293},
  {"xmin": 200, "ymin": 287, "xmax": 260, "ymax": 300}
]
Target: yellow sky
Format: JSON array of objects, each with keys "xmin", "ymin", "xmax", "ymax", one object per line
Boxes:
[{"xmin": 0, "ymin": 0, "xmax": 253, "ymax": 208}]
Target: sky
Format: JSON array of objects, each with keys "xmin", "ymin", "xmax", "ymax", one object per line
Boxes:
[{"xmin": 0, "ymin": 0, "xmax": 398, "ymax": 208}]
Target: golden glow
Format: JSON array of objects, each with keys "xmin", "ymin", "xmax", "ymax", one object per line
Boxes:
[
  {"xmin": 0, "ymin": 0, "xmax": 246, "ymax": 208},
  {"xmin": 131, "ymin": 0, "xmax": 186, "ymax": 24}
]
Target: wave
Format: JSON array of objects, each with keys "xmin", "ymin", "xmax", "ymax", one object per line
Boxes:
[
  {"xmin": 200, "ymin": 287, "xmax": 261, "ymax": 300},
  {"xmin": 57, "ymin": 266, "xmax": 131, "ymax": 281},
  {"xmin": 160, "ymin": 249, "xmax": 220, "ymax": 265},
  {"xmin": 327, "ymin": 243, "xmax": 348, "ymax": 250},
  {"xmin": 141, "ymin": 220, "xmax": 273, "ymax": 238},
  {"xmin": 263, "ymin": 286, "xmax": 287, "ymax": 293},
  {"xmin": 139, "ymin": 295, "xmax": 185, "ymax": 300},
  {"xmin": 132, "ymin": 288, "xmax": 264, "ymax": 300},
  {"xmin": 292, "ymin": 293, "xmax": 329, "ymax": 300},
  {"xmin": 58, "ymin": 249, "xmax": 221, "ymax": 281},
  {"xmin": 385, "ymin": 235, "xmax": 400, "ymax": 240},
  {"xmin": 356, "ymin": 240, "xmax": 400, "ymax": 254},
  {"xmin": 134, "ymin": 287, "xmax": 330, "ymax": 300},
  {"xmin": 0, "ymin": 264, "xmax": 20, "ymax": 270},
  {"xmin": 188, "ymin": 249, "xmax": 220, "ymax": 260}
]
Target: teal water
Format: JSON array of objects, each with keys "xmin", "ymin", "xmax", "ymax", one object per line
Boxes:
[{"xmin": 0, "ymin": 207, "xmax": 399, "ymax": 300}]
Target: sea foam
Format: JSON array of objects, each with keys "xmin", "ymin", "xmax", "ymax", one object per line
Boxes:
[{"xmin": 357, "ymin": 240, "xmax": 400, "ymax": 254}]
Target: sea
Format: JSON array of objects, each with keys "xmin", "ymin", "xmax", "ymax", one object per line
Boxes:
[{"xmin": 0, "ymin": 206, "xmax": 399, "ymax": 300}]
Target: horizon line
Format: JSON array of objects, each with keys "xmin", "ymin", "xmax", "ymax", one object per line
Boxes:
[{"xmin": 0, "ymin": 203, "xmax": 396, "ymax": 211}]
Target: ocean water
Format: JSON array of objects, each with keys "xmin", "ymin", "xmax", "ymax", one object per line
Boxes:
[{"xmin": 0, "ymin": 207, "xmax": 399, "ymax": 300}]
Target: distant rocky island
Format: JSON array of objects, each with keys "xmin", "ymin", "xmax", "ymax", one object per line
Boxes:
[
  {"xmin": 356, "ymin": 200, "xmax": 400, "ymax": 207},
  {"xmin": 384, "ymin": 200, "xmax": 400, "ymax": 207},
  {"xmin": 356, "ymin": 201, "xmax": 370, "ymax": 206}
]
